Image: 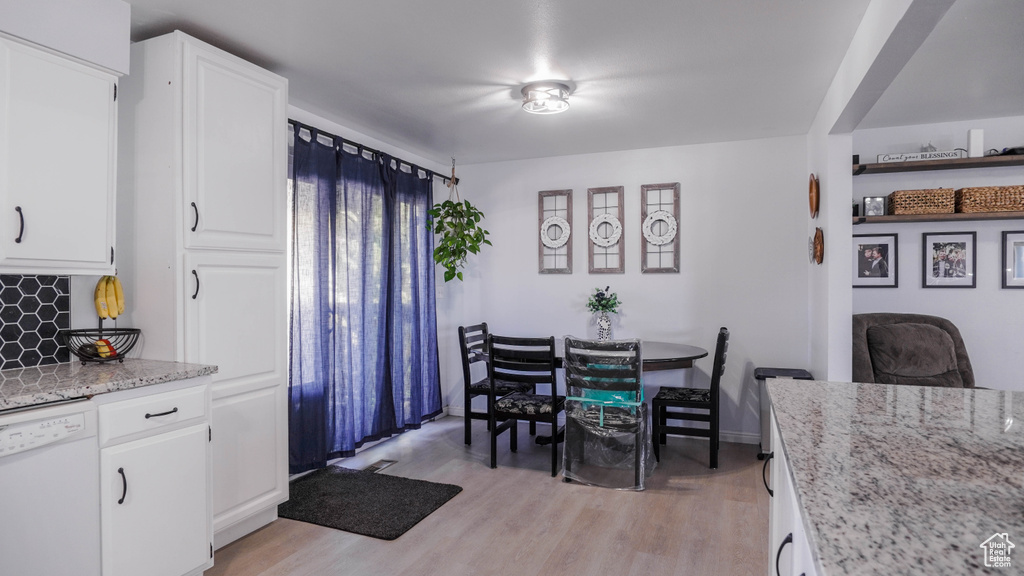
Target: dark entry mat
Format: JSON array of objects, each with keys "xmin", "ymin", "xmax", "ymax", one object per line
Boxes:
[{"xmin": 278, "ymin": 466, "xmax": 462, "ymax": 540}]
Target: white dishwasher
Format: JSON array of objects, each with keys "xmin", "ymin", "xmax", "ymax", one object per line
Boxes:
[{"xmin": 0, "ymin": 399, "xmax": 101, "ymax": 576}]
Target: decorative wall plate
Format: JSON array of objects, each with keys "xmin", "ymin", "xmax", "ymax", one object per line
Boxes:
[
  {"xmin": 813, "ymin": 227, "xmax": 824, "ymax": 264},
  {"xmin": 809, "ymin": 173, "xmax": 820, "ymax": 218},
  {"xmin": 589, "ymin": 213, "xmax": 622, "ymax": 247},
  {"xmin": 641, "ymin": 210, "xmax": 678, "ymax": 246},
  {"xmin": 540, "ymin": 216, "xmax": 571, "ymax": 249}
]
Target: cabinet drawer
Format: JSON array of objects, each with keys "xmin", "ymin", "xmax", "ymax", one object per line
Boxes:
[{"xmin": 99, "ymin": 386, "xmax": 208, "ymax": 446}]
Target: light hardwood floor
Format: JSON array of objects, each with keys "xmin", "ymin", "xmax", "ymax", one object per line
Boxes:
[{"xmin": 205, "ymin": 416, "xmax": 769, "ymax": 576}]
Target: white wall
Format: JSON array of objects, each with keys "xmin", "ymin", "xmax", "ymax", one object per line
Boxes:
[
  {"xmin": 852, "ymin": 115, "xmax": 1024, "ymax": 390},
  {"xmin": 439, "ymin": 135, "xmax": 811, "ymax": 442}
]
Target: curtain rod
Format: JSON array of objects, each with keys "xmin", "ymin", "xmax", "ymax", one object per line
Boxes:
[{"xmin": 288, "ymin": 119, "xmax": 457, "ymax": 186}]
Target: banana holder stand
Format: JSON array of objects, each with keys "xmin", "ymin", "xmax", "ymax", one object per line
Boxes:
[{"xmin": 60, "ymin": 275, "xmax": 140, "ymax": 364}]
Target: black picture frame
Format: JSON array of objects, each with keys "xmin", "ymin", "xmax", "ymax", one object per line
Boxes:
[
  {"xmin": 853, "ymin": 233, "xmax": 897, "ymax": 288},
  {"xmin": 1002, "ymin": 230, "xmax": 1024, "ymax": 289},
  {"xmin": 922, "ymin": 231, "xmax": 976, "ymax": 288}
]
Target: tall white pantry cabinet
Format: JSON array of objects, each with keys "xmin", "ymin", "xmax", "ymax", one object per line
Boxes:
[{"xmin": 117, "ymin": 31, "xmax": 288, "ymax": 548}]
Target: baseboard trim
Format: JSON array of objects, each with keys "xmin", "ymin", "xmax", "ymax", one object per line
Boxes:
[
  {"xmin": 214, "ymin": 507, "xmax": 278, "ymax": 550},
  {"xmin": 719, "ymin": 430, "xmax": 760, "ymax": 445}
]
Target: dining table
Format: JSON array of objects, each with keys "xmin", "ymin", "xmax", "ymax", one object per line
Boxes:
[{"xmin": 552, "ymin": 339, "xmax": 708, "ymax": 370}]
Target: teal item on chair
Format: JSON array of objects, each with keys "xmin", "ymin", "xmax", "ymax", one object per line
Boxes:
[{"xmin": 562, "ymin": 337, "xmax": 653, "ymax": 489}]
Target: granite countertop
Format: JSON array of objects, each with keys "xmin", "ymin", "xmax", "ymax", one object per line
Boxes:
[
  {"xmin": 0, "ymin": 359, "xmax": 218, "ymax": 412},
  {"xmin": 769, "ymin": 379, "xmax": 1024, "ymax": 575}
]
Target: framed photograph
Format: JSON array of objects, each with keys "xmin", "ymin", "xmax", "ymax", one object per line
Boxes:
[
  {"xmin": 853, "ymin": 234, "xmax": 897, "ymax": 287},
  {"xmin": 863, "ymin": 196, "xmax": 886, "ymax": 217},
  {"xmin": 922, "ymin": 231, "xmax": 975, "ymax": 288},
  {"xmin": 1002, "ymin": 231, "xmax": 1024, "ymax": 289}
]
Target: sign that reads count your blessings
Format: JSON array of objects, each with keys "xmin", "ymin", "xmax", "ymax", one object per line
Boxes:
[{"xmin": 877, "ymin": 150, "xmax": 967, "ymax": 163}]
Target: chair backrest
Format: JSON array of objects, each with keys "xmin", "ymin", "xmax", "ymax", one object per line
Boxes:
[
  {"xmin": 563, "ymin": 337, "xmax": 643, "ymax": 403},
  {"xmin": 458, "ymin": 323, "xmax": 488, "ymax": 387},
  {"xmin": 709, "ymin": 328, "xmax": 730, "ymax": 401},
  {"xmin": 852, "ymin": 313, "xmax": 975, "ymax": 388},
  {"xmin": 487, "ymin": 335, "xmax": 557, "ymax": 398}
]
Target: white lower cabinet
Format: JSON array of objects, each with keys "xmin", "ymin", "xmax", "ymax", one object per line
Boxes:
[
  {"xmin": 96, "ymin": 379, "xmax": 212, "ymax": 576},
  {"xmin": 182, "ymin": 251, "xmax": 288, "ymax": 538},
  {"xmin": 211, "ymin": 385, "xmax": 286, "ymax": 532},
  {"xmin": 768, "ymin": 408, "xmax": 817, "ymax": 576}
]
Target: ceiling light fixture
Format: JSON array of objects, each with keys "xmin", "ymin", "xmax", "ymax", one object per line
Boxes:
[{"xmin": 521, "ymin": 81, "xmax": 571, "ymax": 115}]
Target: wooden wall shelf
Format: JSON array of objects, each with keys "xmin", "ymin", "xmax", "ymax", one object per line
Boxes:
[
  {"xmin": 852, "ymin": 155, "xmax": 1024, "ymax": 175},
  {"xmin": 853, "ymin": 211, "xmax": 1024, "ymax": 225}
]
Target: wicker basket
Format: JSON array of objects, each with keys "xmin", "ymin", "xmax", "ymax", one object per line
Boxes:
[
  {"xmin": 887, "ymin": 188, "xmax": 955, "ymax": 215},
  {"xmin": 955, "ymin": 185, "xmax": 1024, "ymax": 213}
]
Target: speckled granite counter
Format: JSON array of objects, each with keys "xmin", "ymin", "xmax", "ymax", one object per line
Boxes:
[
  {"xmin": 769, "ymin": 379, "xmax": 1024, "ymax": 575},
  {"xmin": 0, "ymin": 359, "xmax": 218, "ymax": 412}
]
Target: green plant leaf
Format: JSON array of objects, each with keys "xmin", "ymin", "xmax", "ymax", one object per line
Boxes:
[{"xmin": 427, "ymin": 199, "xmax": 493, "ymax": 282}]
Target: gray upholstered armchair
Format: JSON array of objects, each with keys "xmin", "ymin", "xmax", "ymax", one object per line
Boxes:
[{"xmin": 852, "ymin": 313, "xmax": 975, "ymax": 388}]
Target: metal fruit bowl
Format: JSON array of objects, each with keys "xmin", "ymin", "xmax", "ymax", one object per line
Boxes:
[{"xmin": 59, "ymin": 328, "xmax": 141, "ymax": 364}]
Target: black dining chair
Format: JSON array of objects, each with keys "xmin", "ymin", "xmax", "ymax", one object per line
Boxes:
[
  {"xmin": 458, "ymin": 323, "xmax": 535, "ymax": 445},
  {"xmin": 652, "ymin": 327, "xmax": 729, "ymax": 469},
  {"xmin": 562, "ymin": 337, "xmax": 651, "ymax": 489},
  {"xmin": 487, "ymin": 334, "xmax": 564, "ymax": 477}
]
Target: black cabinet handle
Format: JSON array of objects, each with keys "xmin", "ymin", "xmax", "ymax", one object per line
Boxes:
[
  {"xmin": 145, "ymin": 407, "xmax": 178, "ymax": 419},
  {"xmin": 14, "ymin": 206, "xmax": 23, "ymax": 243},
  {"xmin": 763, "ymin": 452, "xmax": 774, "ymax": 497},
  {"xmin": 191, "ymin": 270, "xmax": 200, "ymax": 299},
  {"xmin": 110, "ymin": 246, "xmax": 114, "ymax": 265},
  {"xmin": 776, "ymin": 533, "xmax": 793, "ymax": 576},
  {"xmin": 117, "ymin": 467, "xmax": 127, "ymax": 504},
  {"xmin": 191, "ymin": 202, "xmax": 199, "ymax": 232}
]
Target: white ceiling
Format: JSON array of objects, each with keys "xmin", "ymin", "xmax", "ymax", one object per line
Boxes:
[
  {"xmin": 124, "ymin": 0, "xmax": 1021, "ymax": 165},
  {"xmin": 859, "ymin": 0, "xmax": 1024, "ymax": 129}
]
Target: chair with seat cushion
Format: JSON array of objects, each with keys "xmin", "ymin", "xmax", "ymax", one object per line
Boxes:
[
  {"xmin": 652, "ymin": 327, "xmax": 729, "ymax": 469},
  {"xmin": 562, "ymin": 337, "xmax": 653, "ymax": 490},
  {"xmin": 852, "ymin": 313, "xmax": 975, "ymax": 387},
  {"xmin": 459, "ymin": 323, "xmax": 535, "ymax": 445},
  {"xmin": 487, "ymin": 334, "xmax": 564, "ymax": 477}
]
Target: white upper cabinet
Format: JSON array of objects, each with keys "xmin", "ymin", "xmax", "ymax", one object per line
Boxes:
[
  {"xmin": 0, "ymin": 36, "xmax": 116, "ymax": 273},
  {"xmin": 183, "ymin": 41, "xmax": 287, "ymax": 252}
]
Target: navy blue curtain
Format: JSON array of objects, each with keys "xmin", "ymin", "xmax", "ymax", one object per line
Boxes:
[{"xmin": 289, "ymin": 126, "xmax": 441, "ymax": 474}]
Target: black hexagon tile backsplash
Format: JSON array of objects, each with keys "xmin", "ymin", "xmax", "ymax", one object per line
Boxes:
[{"xmin": 0, "ymin": 275, "xmax": 70, "ymax": 370}]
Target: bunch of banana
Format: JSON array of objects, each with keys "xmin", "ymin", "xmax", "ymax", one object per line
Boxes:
[{"xmin": 94, "ymin": 275, "xmax": 125, "ymax": 320}]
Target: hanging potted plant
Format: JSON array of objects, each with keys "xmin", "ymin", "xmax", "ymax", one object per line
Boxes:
[{"xmin": 428, "ymin": 159, "xmax": 492, "ymax": 282}]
